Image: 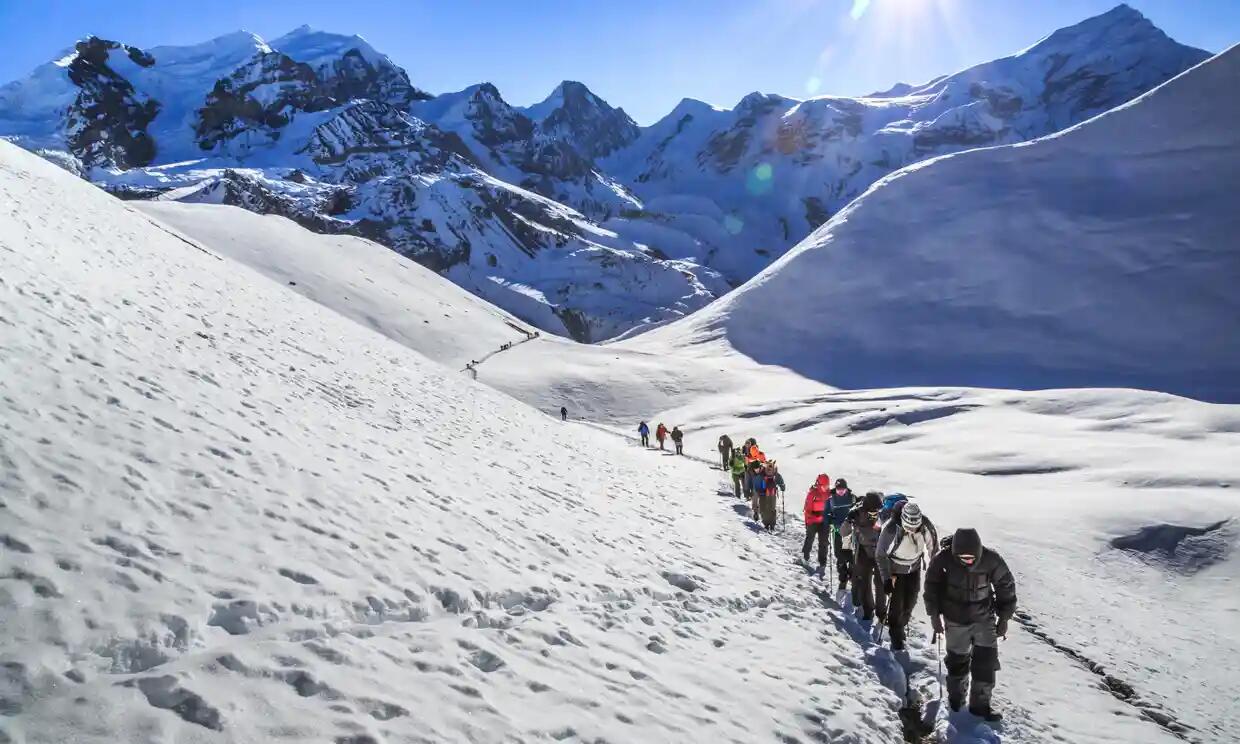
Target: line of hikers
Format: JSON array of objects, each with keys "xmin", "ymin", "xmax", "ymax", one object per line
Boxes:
[
  {"xmin": 637, "ymin": 421, "xmax": 683, "ymax": 454},
  {"xmin": 718, "ymin": 433, "xmax": 1016, "ymax": 722}
]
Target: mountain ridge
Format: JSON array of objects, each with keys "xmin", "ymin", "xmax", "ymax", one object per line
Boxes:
[{"xmin": 0, "ymin": 4, "xmax": 1212, "ymax": 343}]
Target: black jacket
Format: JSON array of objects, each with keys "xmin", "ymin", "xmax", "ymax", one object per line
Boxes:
[
  {"xmin": 846, "ymin": 504, "xmax": 881, "ymax": 554},
  {"xmin": 923, "ymin": 543, "xmax": 1016, "ymax": 625}
]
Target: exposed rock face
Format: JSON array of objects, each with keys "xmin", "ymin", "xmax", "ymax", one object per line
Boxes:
[
  {"xmin": 65, "ymin": 37, "xmax": 160, "ymax": 169},
  {"xmin": 196, "ymin": 52, "xmax": 334, "ymax": 151}
]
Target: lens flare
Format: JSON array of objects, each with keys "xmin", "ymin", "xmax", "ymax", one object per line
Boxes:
[
  {"xmin": 723, "ymin": 214, "xmax": 744, "ymax": 235},
  {"xmin": 805, "ymin": 76, "xmax": 822, "ymax": 95},
  {"xmin": 850, "ymin": 0, "xmax": 871, "ymax": 21},
  {"xmin": 746, "ymin": 162, "xmax": 774, "ymax": 196}
]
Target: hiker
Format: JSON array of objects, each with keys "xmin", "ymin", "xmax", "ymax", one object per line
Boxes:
[
  {"xmin": 656, "ymin": 423, "xmax": 668, "ymax": 450},
  {"xmin": 717, "ymin": 434, "xmax": 733, "ymax": 470},
  {"xmin": 825, "ymin": 478, "xmax": 856, "ymax": 592},
  {"xmin": 729, "ymin": 447, "xmax": 746, "ymax": 498},
  {"xmin": 759, "ymin": 461, "xmax": 785, "ymax": 531},
  {"xmin": 924, "ymin": 528, "xmax": 1017, "ymax": 721},
  {"xmin": 847, "ymin": 491, "xmax": 887, "ymax": 623},
  {"xmin": 747, "ymin": 459, "xmax": 765, "ymax": 520},
  {"xmin": 560, "ymin": 406, "xmax": 568, "ymax": 421},
  {"xmin": 877, "ymin": 502, "xmax": 939, "ymax": 651},
  {"xmin": 802, "ymin": 474, "xmax": 831, "ymax": 569},
  {"xmin": 671, "ymin": 426, "xmax": 684, "ymax": 455},
  {"xmin": 637, "ymin": 421, "xmax": 650, "ymax": 447}
]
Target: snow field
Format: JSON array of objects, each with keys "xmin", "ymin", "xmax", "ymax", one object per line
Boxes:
[{"xmin": 0, "ymin": 140, "xmax": 909, "ymax": 743}]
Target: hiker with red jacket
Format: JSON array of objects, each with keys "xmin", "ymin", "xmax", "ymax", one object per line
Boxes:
[
  {"xmin": 801, "ymin": 474, "xmax": 831, "ymax": 570},
  {"xmin": 655, "ymin": 423, "xmax": 668, "ymax": 450}
]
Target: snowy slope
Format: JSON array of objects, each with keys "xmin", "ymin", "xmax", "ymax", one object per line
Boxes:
[
  {"xmin": 603, "ymin": 4, "xmax": 1211, "ymax": 284},
  {"xmin": 475, "ymin": 314, "xmax": 1240, "ymax": 741},
  {"xmin": 0, "ymin": 139, "xmax": 913, "ymax": 742},
  {"xmin": 643, "ymin": 44, "xmax": 1240, "ymax": 402},
  {"xmin": 133, "ymin": 201, "xmax": 534, "ymax": 369}
]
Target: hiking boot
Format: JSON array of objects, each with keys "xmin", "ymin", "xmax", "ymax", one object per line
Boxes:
[
  {"xmin": 948, "ymin": 695, "xmax": 964, "ymax": 712},
  {"xmin": 968, "ymin": 706, "xmax": 1002, "ymax": 722}
]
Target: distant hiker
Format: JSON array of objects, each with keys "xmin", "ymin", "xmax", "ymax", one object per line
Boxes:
[
  {"xmin": 671, "ymin": 426, "xmax": 684, "ymax": 455},
  {"xmin": 638, "ymin": 421, "xmax": 650, "ymax": 447},
  {"xmin": 826, "ymin": 478, "xmax": 856, "ymax": 592},
  {"xmin": 924, "ymin": 528, "xmax": 1017, "ymax": 721},
  {"xmin": 746, "ymin": 459, "xmax": 765, "ymax": 519},
  {"xmin": 560, "ymin": 406, "xmax": 568, "ymax": 421},
  {"xmin": 847, "ymin": 491, "xmax": 887, "ymax": 623},
  {"xmin": 729, "ymin": 447, "xmax": 746, "ymax": 498},
  {"xmin": 656, "ymin": 423, "xmax": 668, "ymax": 450},
  {"xmin": 877, "ymin": 502, "xmax": 939, "ymax": 651},
  {"xmin": 758, "ymin": 461, "xmax": 785, "ymax": 531},
  {"xmin": 802, "ymin": 474, "xmax": 831, "ymax": 570},
  {"xmin": 717, "ymin": 434, "xmax": 733, "ymax": 470}
]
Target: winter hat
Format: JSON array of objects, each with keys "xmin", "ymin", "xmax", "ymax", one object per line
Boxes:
[
  {"xmin": 952, "ymin": 528, "xmax": 983, "ymax": 559},
  {"xmin": 835, "ymin": 478, "xmax": 849, "ymax": 489},
  {"xmin": 816, "ymin": 473, "xmax": 831, "ymax": 488},
  {"xmin": 862, "ymin": 491, "xmax": 882, "ymax": 511},
  {"xmin": 900, "ymin": 502, "xmax": 923, "ymax": 530}
]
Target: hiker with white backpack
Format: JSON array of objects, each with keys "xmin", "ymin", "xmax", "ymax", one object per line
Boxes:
[{"xmin": 876, "ymin": 498, "xmax": 939, "ymax": 651}]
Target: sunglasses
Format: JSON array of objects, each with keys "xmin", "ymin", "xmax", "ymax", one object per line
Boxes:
[{"xmin": 957, "ymin": 554, "xmax": 977, "ymax": 564}]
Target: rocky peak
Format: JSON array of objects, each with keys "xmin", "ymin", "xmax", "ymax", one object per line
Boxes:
[
  {"xmin": 64, "ymin": 37, "xmax": 160, "ymax": 169},
  {"xmin": 529, "ymin": 80, "xmax": 639, "ymax": 159},
  {"xmin": 464, "ymin": 83, "xmax": 534, "ymax": 146},
  {"xmin": 270, "ymin": 26, "xmax": 431, "ymax": 107},
  {"xmin": 195, "ymin": 50, "xmax": 334, "ymax": 152}
]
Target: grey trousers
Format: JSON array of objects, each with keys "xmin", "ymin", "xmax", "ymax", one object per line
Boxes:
[{"xmin": 944, "ymin": 620, "xmax": 999, "ymax": 711}]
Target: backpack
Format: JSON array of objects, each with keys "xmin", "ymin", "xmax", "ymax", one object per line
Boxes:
[{"xmin": 879, "ymin": 493, "xmax": 908, "ymax": 523}]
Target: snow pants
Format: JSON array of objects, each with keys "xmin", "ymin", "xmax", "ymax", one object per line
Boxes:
[
  {"xmin": 832, "ymin": 529, "xmax": 854, "ymax": 588},
  {"xmin": 731, "ymin": 473, "xmax": 744, "ymax": 498},
  {"xmin": 640, "ymin": 434, "xmax": 649, "ymax": 447},
  {"xmin": 802, "ymin": 521, "xmax": 828, "ymax": 566},
  {"xmin": 851, "ymin": 546, "xmax": 886, "ymax": 621},
  {"xmin": 759, "ymin": 489, "xmax": 778, "ymax": 530},
  {"xmin": 886, "ymin": 569, "xmax": 921, "ymax": 650},
  {"xmin": 719, "ymin": 449, "xmax": 729, "ymax": 470},
  {"xmin": 945, "ymin": 620, "xmax": 999, "ymax": 712},
  {"xmin": 675, "ymin": 441, "xmax": 683, "ymax": 455},
  {"xmin": 657, "ymin": 437, "xmax": 665, "ymax": 450}
]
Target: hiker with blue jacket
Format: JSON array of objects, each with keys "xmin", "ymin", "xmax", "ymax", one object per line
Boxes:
[{"xmin": 825, "ymin": 478, "xmax": 856, "ymax": 592}]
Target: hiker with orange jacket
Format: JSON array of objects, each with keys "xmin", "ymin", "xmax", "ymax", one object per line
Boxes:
[
  {"xmin": 802, "ymin": 473, "xmax": 831, "ymax": 570},
  {"xmin": 655, "ymin": 423, "xmax": 668, "ymax": 450}
]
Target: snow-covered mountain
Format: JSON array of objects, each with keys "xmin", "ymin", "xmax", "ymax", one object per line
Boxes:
[
  {"xmin": 602, "ymin": 3, "xmax": 1212, "ymax": 283},
  {"xmin": 641, "ymin": 43, "xmax": 1240, "ymax": 402},
  {"xmin": 0, "ymin": 28, "xmax": 719, "ymax": 342},
  {"xmin": 0, "ymin": 4, "xmax": 1211, "ymax": 341}
]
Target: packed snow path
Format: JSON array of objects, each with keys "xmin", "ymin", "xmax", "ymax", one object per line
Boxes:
[{"xmin": 0, "ymin": 142, "xmax": 911, "ymax": 743}]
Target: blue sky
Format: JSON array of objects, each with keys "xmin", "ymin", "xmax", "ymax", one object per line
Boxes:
[{"xmin": 0, "ymin": 0, "xmax": 1236, "ymax": 124}]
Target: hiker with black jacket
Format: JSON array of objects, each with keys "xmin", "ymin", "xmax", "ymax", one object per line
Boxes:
[
  {"xmin": 923, "ymin": 528, "xmax": 1017, "ymax": 722},
  {"xmin": 846, "ymin": 491, "xmax": 887, "ymax": 623}
]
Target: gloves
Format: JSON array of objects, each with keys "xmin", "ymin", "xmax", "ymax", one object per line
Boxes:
[
  {"xmin": 995, "ymin": 617, "xmax": 1009, "ymax": 638},
  {"xmin": 931, "ymin": 614, "xmax": 944, "ymax": 634}
]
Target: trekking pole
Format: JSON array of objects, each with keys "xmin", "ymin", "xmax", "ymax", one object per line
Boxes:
[{"xmin": 935, "ymin": 632, "xmax": 944, "ymax": 699}]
